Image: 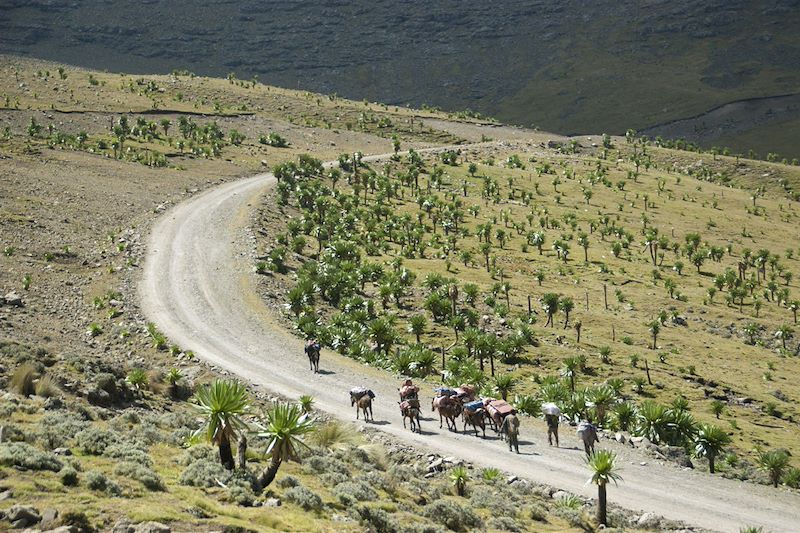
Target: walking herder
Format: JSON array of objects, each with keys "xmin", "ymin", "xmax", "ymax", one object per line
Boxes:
[{"xmin": 500, "ymin": 410, "xmax": 520, "ymax": 453}]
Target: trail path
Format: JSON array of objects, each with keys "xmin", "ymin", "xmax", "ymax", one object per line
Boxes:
[{"xmin": 140, "ymin": 153, "xmax": 799, "ymax": 533}]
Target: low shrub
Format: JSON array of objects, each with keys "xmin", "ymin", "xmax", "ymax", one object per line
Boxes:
[
  {"xmin": 302, "ymin": 454, "xmax": 349, "ymax": 477},
  {"xmin": 57, "ymin": 510, "xmax": 95, "ymax": 532},
  {"xmin": 529, "ymin": 502, "xmax": 548, "ymax": 522},
  {"xmin": 0, "ymin": 442, "xmax": 62, "ymax": 471},
  {"xmin": 10, "ymin": 363, "xmax": 38, "ymax": 396},
  {"xmin": 36, "ymin": 411, "xmax": 90, "ymax": 450},
  {"xmin": 103, "ymin": 442, "xmax": 152, "ymax": 466},
  {"xmin": 35, "ymin": 374, "xmax": 61, "ymax": 398},
  {"xmin": 179, "ymin": 458, "xmax": 230, "ymax": 488},
  {"xmin": 60, "ymin": 466, "xmax": 79, "ymax": 486},
  {"xmin": 487, "ymin": 516, "xmax": 521, "ymax": 532},
  {"xmin": 86, "ymin": 470, "xmax": 109, "ymax": 491},
  {"xmin": 422, "ymin": 499, "xmax": 482, "ymax": 532},
  {"xmin": 114, "ymin": 461, "xmax": 165, "ymax": 491},
  {"xmin": 321, "ymin": 471, "xmax": 349, "ymax": 486},
  {"xmin": 227, "ymin": 472, "xmax": 257, "ymax": 506},
  {"xmin": 277, "ymin": 475, "xmax": 300, "ymax": 488},
  {"xmin": 284, "ymin": 485, "xmax": 323, "ymax": 511},
  {"xmin": 783, "ymin": 467, "xmax": 800, "ymax": 489},
  {"xmin": 334, "ymin": 480, "xmax": 377, "ymax": 502},
  {"xmin": 75, "ymin": 427, "xmax": 118, "ymax": 455},
  {"xmin": 178, "ymin": 444, "xmax": 217, "ymax": 466},
  {"xmin": 352, "ymin": 504, "xmax": 400, "ymax": 533}
]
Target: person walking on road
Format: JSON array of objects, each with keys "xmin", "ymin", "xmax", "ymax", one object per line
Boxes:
[
  {"xmin": 545, "ymin": 413, "xmax": 560, "ymax": 447},
  {"xmin": 501, "ymin": 410, "xmax": 521, "ymax": 453}
]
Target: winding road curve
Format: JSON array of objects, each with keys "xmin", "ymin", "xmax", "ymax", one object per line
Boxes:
[{"xmin": 140, "ymin": 155, "xmax": 799, "ymax": 533}]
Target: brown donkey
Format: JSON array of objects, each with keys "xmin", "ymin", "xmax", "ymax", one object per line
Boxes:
[
  {"xmin": 432, "ymin": 396, "xmax": 460, "ymax": 431},
  {"xmin": 351, "ymin": 391, "xmax": 374, "ymax": 421}
]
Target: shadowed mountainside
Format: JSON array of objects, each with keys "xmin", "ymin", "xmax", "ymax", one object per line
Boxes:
[{"xmin": 2, "ymin": 0, "xmax": 800, "ymax": 157}]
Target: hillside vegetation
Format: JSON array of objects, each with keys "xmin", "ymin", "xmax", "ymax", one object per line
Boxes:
[
  {"xmin": 3, "ymin": 1, "xmax": 800, "ymax": 158},
  {"xmin": 257, "ymin": 126, "xmax": 800, "ymax": 487},
  {"xmin": 0, "ymin": 56, "xmax": 668, "ymax": 532}
]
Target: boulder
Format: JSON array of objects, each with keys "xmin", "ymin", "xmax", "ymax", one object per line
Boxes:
[
  {"xmin": 637, "ymin": 512, "xmax": 661, "ymax": 528},
  {"xmin": 134, "ymin": 521, "xmax": 171, "ymax": 533},
  {"xmin": 40, "ymin": 508, "xmax": 58, "ymax": 527},
  {"xmin": 614, "ymin": 432, "xmax": 626, "ymax": 444},
  {"xmin": 3, "ymin": 292, "xmax": 23, "ymax": 307},
  {"xmin": 0, "ymin": 488, "xmax": 13, "ymax": 501},
  {"xmin": 263, "ymin": 498, "xmax": 281, "ymax": 507},
  {"xmin": 6, "ymin": 505, "xmax": 41, "ymax": 528},
  {"xmin": 427, "ymin": 458, "xmax": 443, "ymax": 472},
  {"xmin": 44, "ymin": 527, "xmax": 81, "ymax": 533}
]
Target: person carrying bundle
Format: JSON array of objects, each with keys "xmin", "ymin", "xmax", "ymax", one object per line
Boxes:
[{"xmin": 542, "ymin": 402, "xmax": 561, "ymax": 447}]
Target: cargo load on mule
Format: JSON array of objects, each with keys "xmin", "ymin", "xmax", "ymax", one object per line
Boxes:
[
  {"xmin": 463, "ymin": 399, "xmax": 484, "ymax": 412},
  {"xmin": 399, "ymin": 379, "xmax": 420, "ymax": 400},
  {"xmin": 350, "ymin": 387, "xmax": 375, "ymax": 400}
]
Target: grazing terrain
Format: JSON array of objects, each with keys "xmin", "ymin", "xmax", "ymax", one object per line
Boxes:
[
  {"xmin": 3, "ymin": 1, "xmax": 800, "ymax": 158},
  {"xmin": 1, "ymin": 55, "xmax": 800, "ymax": 533}
]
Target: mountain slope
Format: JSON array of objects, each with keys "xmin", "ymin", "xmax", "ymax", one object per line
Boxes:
[{"xmin": 2, "ymin": 0, "xmax": 800, "ymax": 156}]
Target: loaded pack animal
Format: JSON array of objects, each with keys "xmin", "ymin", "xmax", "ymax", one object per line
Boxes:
[
  {"xmin": 399, "ymin": 380, "xmax": 421, "ymax": 433},
  {"xmin": 305, "ymin": 339, "xmax": 321, "ymax": 373},
  {"xmin": 400, "ymin": 399, "xmax": 421, "ymax": 432},
  {"xmin": 432, "ymin": 394, "xmax": 461, "ymax": 431},
  {"xmin": 350, "ymin": 388, "xmax": 374, "ymax": 421},
  {"xmin": 484, "ymin": 399, "xmax": 514, "ymax": 440},
  {"xmin": 462, "ymin": 399, "xmax": 487, "ymax": 437}
]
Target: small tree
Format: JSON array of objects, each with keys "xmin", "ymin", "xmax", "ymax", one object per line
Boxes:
[
  {"xmin": 450, "ymin": 465, "xmax": 469, "ymax": 496},
  {"xmin": 255, "ymin": 402, "xmax": 315, "ymax": 491},
  {"xmin": 542, "ymin": 293, "xmax": 560, "ymax": 327},
  {"xmin": 647, "ymin": 320, "xmax": 660, "ymax": 349},
  {"xmin": 693, "ymin": 424, "xmax": 730, "ymax": 473},
  {"xmin": 586, "ymin": 450, "xmax": 622, "ymax": 526},
  {"xmin": 559, "ymin": 297, "xmax": 574, "ymax": 328},
  {"xmin": 192, "ymin": 380, "xmax": 250, "ymax": 470},
  {"xmin": 578, "ymin": 232, "xmax": 590, "ymax": 262},
  {"xmin": 408, "ymin": 314, "xmax": 427, "ymax": 344},
  {"xmin": 757, "ymin": 449, "xmax": 790, "ymax": 488},
  {"xmin": 775, "ymin": 325, "xmax": 794, "ymax": 350},
  {"xmin": 493, "ymin": 375, "xmax": 515, "ymax": 401}
]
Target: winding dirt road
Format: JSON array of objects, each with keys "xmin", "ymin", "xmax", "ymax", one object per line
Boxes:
[{"xmin": 140, "ymin": 159, "xmax": 799, "ymax": 533}]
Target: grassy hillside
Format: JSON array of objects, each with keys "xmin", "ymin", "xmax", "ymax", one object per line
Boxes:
[
  {"xmin": 257, "ymin": 129, "xmax": 800, "ymax": 487},
  {"xmin": 1, "ymin": 56, "xmax": 666, "ymax": 532},
  {"xmin": 3, "ymin": 1, "xmax": 800, "ymax": 158}
]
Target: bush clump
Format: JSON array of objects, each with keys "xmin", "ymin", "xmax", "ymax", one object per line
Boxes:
[
  {"xmin": 0, "ymin": 442, "xmax": 62, "ymax": 471},
  {"xmin": 179, "ymin": 458, "xmax": 230, "ymax": 488},
  {"xmin": 60, "ymin": 465, "xmax": 79, "ymax": 486},
  {"xmin": 422, "ymin": 499, "xmax": 482, "ymax": 532},
  {"xmin": 114, "ymin": 461, "xmax": 165, "ymax": 491},
  {"xmin": 284, "ymin": 485, "xmax": 324, "ymax": 511},
  {"xmin": 226, "ymin": 472, "xmax": 257, "ymax": 506},
  {"xmin": 103, "ymin": 442, "xmax": 152, "ymax": 466},
  {"xmin": 37, "ymin": 411, "xmax": 90, "ymax": 449},
  {"xmin": 335, "ymin": 480, "xmax": 377, "ymax": 503},
  {"xmin": 75, "ymin": 427, "xmax": 118, "ymax": 455},
  {"xmin": 277, "ymin": 475, "xmax": 300, "ymax": 488},
  {"xmin": 487, "ymin": 516, "xmax": 521, "ymax": 532},
  {"xmin": 352, "ymin": 504, "xmax": 400, "ymax": 533},
  {"xmin": 87, "ymin": 472, "xmax": 121, "ymax": 496}
]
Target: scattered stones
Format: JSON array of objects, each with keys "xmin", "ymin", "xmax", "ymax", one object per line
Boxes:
[{"xmin": 112, "ymin": 521, "xmax": 171, "ymax": 533}]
